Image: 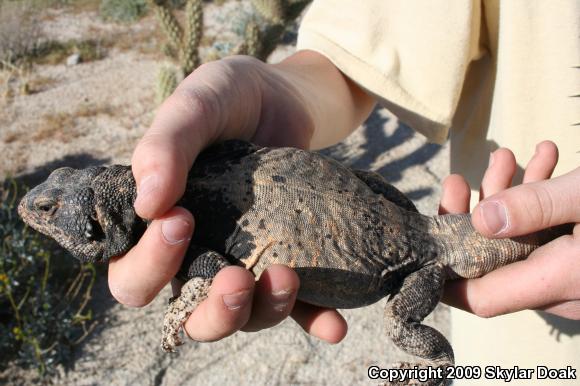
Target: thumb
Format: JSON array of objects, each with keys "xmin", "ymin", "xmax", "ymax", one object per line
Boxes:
[
  {"xmin": 132, "ymin": 59, "xmax": 262, "ymax": 219},
  {"xmin": 132, "ymin": 64, "xmax": 242, "ymax": 219},
  {"xmin": 472, "ymin": 167, "xmax": 580, "ymax": 237}
]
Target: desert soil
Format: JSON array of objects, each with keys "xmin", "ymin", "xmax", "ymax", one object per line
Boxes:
[{"xmin": 0, "ymin": 3, "xmax": 450, "ymax": 385}]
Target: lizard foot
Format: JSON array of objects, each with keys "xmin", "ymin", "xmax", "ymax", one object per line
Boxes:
[{"xmin": 161, "ymin": 276, "xmax": 212, "ymax": 352}]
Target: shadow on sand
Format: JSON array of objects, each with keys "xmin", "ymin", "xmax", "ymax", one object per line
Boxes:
[{"xmin": 320, "ymin": 107, "xmax": 443, "ymax": 202}]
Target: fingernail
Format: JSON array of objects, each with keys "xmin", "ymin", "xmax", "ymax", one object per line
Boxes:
[
  {"xmin": 222, "ymin": 289, "xmax": 251, "ymax": 310},
  {"xmin": 479, "ymin": 201, "xmax": 509, "ymax": 235},
  {"xmin": 161, "ymin": 218, "xmax": 192, "ymax": 244},
  {"xmin": 135, "ymin": 174, "xmax": 159, "ymax": 208},
  {"xmin": 270, "ymin": 289, "xmax": 292, "ymax": 312},
  {"xmin": 488, "ymin": 152, "xmax": 495, "ymax": 168}
]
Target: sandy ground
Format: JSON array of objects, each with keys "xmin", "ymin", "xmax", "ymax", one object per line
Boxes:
[{"xmin": 0, "ymin": 4, "xmax": 450, "ymax": 385}]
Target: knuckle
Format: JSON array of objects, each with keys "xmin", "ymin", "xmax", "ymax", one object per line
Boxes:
[
  {"xmin": 519, "ymin": 184, "xmax": 555, "ymax": 229},
  {"xmin": 172, "ymin": 83, "xmax": 222, "ymax": 126}
]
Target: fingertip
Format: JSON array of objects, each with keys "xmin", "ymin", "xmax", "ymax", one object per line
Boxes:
[
  {"xmin": 442, "ymin": 279, "xmax": 469, "ymax": 311},
  {"xmin": 313, "ymin": 309, "xmax": 348, "ymax": 344},
  {"xmin": 494, "ymin": 147, "xmax": 517, "ymax": 166},
  {"xmin": 523, "ymin": 140, "xmax": 559, "ymax": 183},
  {"xmin": 108, "ymin": 207, "xmax": 194, "ymax": 307},
  {"xmin": 291, "ymin": 302, "xmax": 348, "ymax": 344},
  {"xmin": 443, "ymin": 277, "xmax": 498, "ymax": 318},
  {"xmin": 439, "ymin": 174, "xmax": 471, "ymax": 214},
  {"xmin": 535, "ymin": 140, "xmax": 558, "ymax": 160},
  {"xmin": 480, "ymin": 148, "xmax": 516, "ymax": 200}
]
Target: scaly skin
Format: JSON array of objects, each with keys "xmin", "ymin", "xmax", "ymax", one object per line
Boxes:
[{"xmin": 18, "ymin": 140, "xmax": 571, "ymax": 385}]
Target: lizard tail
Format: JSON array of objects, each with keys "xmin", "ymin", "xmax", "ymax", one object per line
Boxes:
[{"xmin": 432, "ymin": 213, "xmax": 573, "ymax": 279}]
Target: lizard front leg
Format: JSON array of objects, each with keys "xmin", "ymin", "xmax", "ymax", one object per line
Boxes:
[
  {"xmin": 161, "ymin": 249, "xmax": 230, "ymax": 352},
  {"xmin": 384, "ymin": 263, "xmax": 452, "ymax": 386}
]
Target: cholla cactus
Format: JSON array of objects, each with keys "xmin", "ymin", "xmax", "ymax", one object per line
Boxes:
[
  {"xmin": 150, "ymin": 0, "xmax": 203, "ymax": 101},
  {"xmin": 246, "ymin": 0, "xmax": 312, "ymax": 61},
  {"xmin": 150, "ymin": 0, "xmax": 202, "ymax": 73},
  {"xmin": 150, "ymin": 0, "xmax": 183, "ymax": 58},
  {"xmin": 156, "ymin": 65, "xmax": 178, "ymax": 104},
  {"xmin": 182, "ymin": 0, "xmax": 203, "ymax": 74},
  {"xmin": 236, "ymin": 21, "xmax": 261, "ymax": 57},
  {"xmin": 151, "ymin": 0, "xmax": 312, "ymax": 104},
  {"xmin": 251, "ymin": 0, "xmax": 284, "ymax": 24}
]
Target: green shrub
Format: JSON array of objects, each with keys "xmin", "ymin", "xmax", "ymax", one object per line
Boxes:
[
  {"xmin": 0, "ymin": 179, "xmax": 97, "ymax": 375},
  {"xmin": 99, "ymin": 0, "xmax": 148, "ymax": 23}
]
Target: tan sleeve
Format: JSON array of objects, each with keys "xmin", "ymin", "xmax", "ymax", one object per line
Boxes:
[{"xmin": 297, "ymin": 0, "xmax": 486, "ymax": 144}]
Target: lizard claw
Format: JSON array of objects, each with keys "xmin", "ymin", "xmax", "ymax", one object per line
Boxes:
[{"xmin": 161, "ymin": 331, "xmax": 183, "ymax": 353}]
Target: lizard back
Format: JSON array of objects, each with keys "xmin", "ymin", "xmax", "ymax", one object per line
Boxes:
[{"xmin": 179, "ymin": 141, "xmax": 429, "ymax": 308}]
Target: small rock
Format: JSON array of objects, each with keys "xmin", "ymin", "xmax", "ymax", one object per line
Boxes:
[{"xmin": 66, "ymin": 53, "xmax": 81, "ymax": 66}]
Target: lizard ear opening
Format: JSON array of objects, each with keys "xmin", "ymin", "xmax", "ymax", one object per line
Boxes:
[{"xmin": 94, "ymin": 202, "xmax": 146, "ymax": 261}]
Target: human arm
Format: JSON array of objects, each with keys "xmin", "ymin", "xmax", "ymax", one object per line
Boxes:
[
  {"xmin": 441, "ymin": 141, "xmax": 580, "ymax": 319},
  {"xmin": 107, "ymin": 51, "xmax": 376, "ymax": 342}
]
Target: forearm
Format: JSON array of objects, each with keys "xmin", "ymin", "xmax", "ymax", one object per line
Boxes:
[{"xmin": 273, "ymin": 50, "xmax": 376, "ymax": 149}]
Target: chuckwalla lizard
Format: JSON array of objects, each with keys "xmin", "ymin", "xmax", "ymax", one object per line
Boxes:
[{"xmin": 18, "ymin": 140, "xmax": 570, "ymax": 385}]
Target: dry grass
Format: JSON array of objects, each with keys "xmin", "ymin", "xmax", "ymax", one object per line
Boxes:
[
  {"xmin": 0, "ymin": 61, "xmax": 33, "ymax": 102},
  {"xmin": 103, "ymin": 16, "xmax": 168, "ymax": 58},
  {"xmin": 1, "ymin": 62, "xmax": 57, "ymax": 104},
  {"xmin": 31, "ymin": 103, "xmax": 121, "ymax": 142},
  {"xmin": 0, "ymin": 1, "xmax": 45, "ymax": 64},
  {"xmin": 34, "ymin": 0, "xmax": 100, "ymax": 13},
  {"xmin": 61, "ymin": 0, "xmax": 100, "ymax": 14},
  {"xmin": 32, "ymin": 112, "xmax": 78, "ymax": 142},
  {"xmin": 75, "ymin": 103, "xmax": 120, "ymax": 118},
  {"xmin": 2, "ymin": 132, "xmax": 20, "ymax": 144},
  {"xmin": 27, "ymin": 74, "xmax": 58, "ymax": 93}
]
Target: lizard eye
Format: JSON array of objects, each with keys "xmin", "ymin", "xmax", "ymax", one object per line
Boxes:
[{"xmin": 34, "ymin": 199, "xmax": 57, "ymax": 216}]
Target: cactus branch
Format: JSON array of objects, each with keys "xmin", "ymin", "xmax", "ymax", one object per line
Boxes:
[
  {"xmin": 183, "ymin": 0, "xmax": 203, "ymax": 74},
  {"xmin": 251, "ymin": 0, "xmax": 285, "ymax": 24},
  {"xmin": 149, "ymin": 0, "xmax": 184, "ymax": 55}
]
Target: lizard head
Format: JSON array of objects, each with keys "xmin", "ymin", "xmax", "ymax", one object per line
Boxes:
[{"xmin": 18, "ymin": 165, "xmax": 146, "ymax": 263}]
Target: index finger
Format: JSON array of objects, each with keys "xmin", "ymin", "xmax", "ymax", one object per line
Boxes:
[{"xmin": 108, "ymin": 206, "xmax": 194, "ymax": 307}]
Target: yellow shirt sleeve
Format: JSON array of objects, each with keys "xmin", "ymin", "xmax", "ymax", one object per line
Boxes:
[
  {"xmin": 297, "ymin": 0, "xmax": 486, "ymax": 144},
  {"xmin": 298, "ymin": 0, "xmax": 579, "ymax": 181}
]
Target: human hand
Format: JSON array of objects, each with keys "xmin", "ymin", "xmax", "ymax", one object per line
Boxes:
[
  {"xmin": 106, "ymin": 51, "xmax": 376, "ymax": 344},
  {"xmin": 440, "ymin": 141, "xmax": 580, "ymax": 319}
]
